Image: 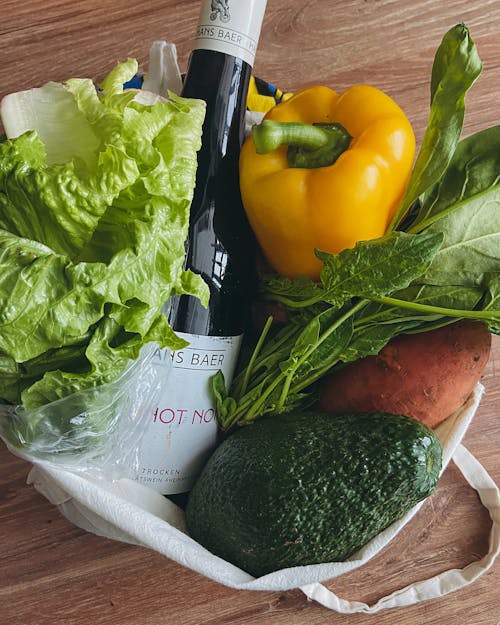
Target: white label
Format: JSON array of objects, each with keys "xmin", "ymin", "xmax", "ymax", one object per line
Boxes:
[
  {"xmin": 136, "ymin": 332, "xmax": 242, "ymax": 494},
  {"xmin": 193, "ymin": 0, "xmax": 267, "ymax": 67}
]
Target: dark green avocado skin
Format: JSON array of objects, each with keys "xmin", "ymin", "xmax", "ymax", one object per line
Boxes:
[{"xmin": 185, "ymin": 411, "xmax": 442, "ymax": 577}]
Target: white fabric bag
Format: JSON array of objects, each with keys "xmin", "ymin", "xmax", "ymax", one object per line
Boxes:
[{"xmin": 27, "ymin": 383, "xmax": 500, "ymax": 614}]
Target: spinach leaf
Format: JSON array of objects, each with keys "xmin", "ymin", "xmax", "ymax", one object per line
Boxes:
[
  {"xmin": 211, "ymin": 370, "xmax": 237, "ymax": 426},
  {"xmin": 279, "ymin": 316, "xmax": 321, "ymax": 376},
  {"xmin": 316, "ymin": 232, "xmax": 443, "ymax": 306},
  {"xmin": 418, "ymin": 186, "xmax": 500, "ymax": 287},
  {"xmin": 411, "ymin": 126, "xmax": 500, "ymax": 229},
  {"xmin": 482, "ymin": 274, "xmax": 500, "ymax": 333},
  {"xmin": 292, "ymin": 307, "xmax": 353, "ymax": 384},
  {"xmin": 407, "ymin": 126, "xmax": 500, "ymax": 287},
  {"xmin": 261, "ymin": 232, "xmax": 443, "ymax": 309},
  {"xmin": 390, "ymin": 24, "xmax": 482, "ymax": 230}
]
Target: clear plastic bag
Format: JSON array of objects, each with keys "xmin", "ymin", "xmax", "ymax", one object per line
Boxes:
[{"xmin": 0, "ymin": 343, "xmax": 168, "ymax": 480}]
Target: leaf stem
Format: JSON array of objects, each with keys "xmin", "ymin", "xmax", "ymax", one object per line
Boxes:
[
  {"xmin": 372, "ymin": 296, "xmax": 500, "ymax": 320},
  {"xmin": 259, "ymin": 290, "xmax": 323, "ymax": 308},
  {"xmin": 238, "ymin": 371, "xmax": 287, "ymax": 424},
  {"xmin": 230, "ymin": 321, "xmax": 298, "ymax": 395},
  {"xmin": 239, "ymin": 315, "xmax": 273, "ymax": 396}
]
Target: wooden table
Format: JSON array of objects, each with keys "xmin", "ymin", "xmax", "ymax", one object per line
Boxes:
[{"xmin": 0, "ymin": 1, "xmax": 499, "ymax": 623}]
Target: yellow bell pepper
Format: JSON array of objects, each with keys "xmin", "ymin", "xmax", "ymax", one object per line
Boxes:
[{"xmin": 239, "ymin": 84, "xmax": 416, "ymax": 280}]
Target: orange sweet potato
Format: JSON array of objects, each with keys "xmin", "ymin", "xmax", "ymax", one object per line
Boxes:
[{"xmin": 318, "ymin": 320, "xmax": 491, "ymax": 428}]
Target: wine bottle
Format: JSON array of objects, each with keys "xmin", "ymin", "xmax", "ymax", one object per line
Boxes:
[{"xmin": 136, "ymin": 0, "xmax": 268, "ymax": 497}]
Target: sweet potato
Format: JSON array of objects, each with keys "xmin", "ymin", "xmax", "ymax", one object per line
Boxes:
[{"xmin": 318, "ymin": 320, "xmax": 491, "ymax": 428}]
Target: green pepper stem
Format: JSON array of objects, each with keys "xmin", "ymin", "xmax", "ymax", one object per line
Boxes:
[
  {"xmin": 253, "ymin": 120, "xmax": 331, "ymax": 153},
  {"xmin": 252, "ymin": 120, "xmax": 352, "ymax": 169}
]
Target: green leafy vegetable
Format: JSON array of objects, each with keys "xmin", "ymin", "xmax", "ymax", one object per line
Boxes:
[
  {"xmin": 389, "ymin": 23, "xmax": 482, "ymax": 231},
  {"xmin": 0, "ymin": 59, "xmax": 208, "ymax": 410},
  {"xmin": 218, "ymin": 231, "xmax": 444, "ymax": 427},
  {"xmin": 409, "ymin": 126, "xmax": 500, "ymax": 287},
  {"xmin": 215, "ymin": 23, "xmax": 500, "ymax": 430},
  {"xmin": 262, "ymin": 232, "xmax": 444, "ymax": 309}
]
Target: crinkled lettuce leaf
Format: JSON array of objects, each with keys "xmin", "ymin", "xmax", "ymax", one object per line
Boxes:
[{"xmin": 0, "ymin": 59, "xmax": 208, "ymax": 409}]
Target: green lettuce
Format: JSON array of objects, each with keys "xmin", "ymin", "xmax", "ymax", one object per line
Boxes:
[{"xmin": 0, "ymin": 59, "xmax": 208, "ymax": 409}]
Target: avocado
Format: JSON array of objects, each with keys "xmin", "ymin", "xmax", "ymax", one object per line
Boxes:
[{"xmin": 185, "ymin": 411, "xmax": 442, "ymax": 577}]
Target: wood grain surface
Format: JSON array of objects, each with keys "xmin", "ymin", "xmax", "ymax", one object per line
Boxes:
[{"xmin": 0, "ymin": 1, "xmax": 499, "ymax": 624}]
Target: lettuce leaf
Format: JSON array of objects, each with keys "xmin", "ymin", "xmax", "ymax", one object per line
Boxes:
[{"xmin": 0, "ymin": 59, "xmax": 208, "ymax": 408}]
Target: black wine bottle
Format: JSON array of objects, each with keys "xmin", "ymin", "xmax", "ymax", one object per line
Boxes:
[{"xmin": 136, "ymin": 0, "xmax": 268, "ymax": 497}]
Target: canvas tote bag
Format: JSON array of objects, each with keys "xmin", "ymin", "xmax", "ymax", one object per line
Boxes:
[{"xmin": 27, "ymin": 384, "xmax": 500, "ymax": 614}]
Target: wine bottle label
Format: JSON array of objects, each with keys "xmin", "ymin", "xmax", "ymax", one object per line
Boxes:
[
  {"xmin": 193, "ymin": 0, "xmax": 267, "ymax": 67},
  {"xmin": 136, "ymin": 332, "xmax": 242, "ymax": 494}
]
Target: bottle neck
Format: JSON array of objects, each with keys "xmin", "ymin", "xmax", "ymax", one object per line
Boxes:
[{"xmin": 192, "ymin": 0, "xmax": 267, "ymax": 67}]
